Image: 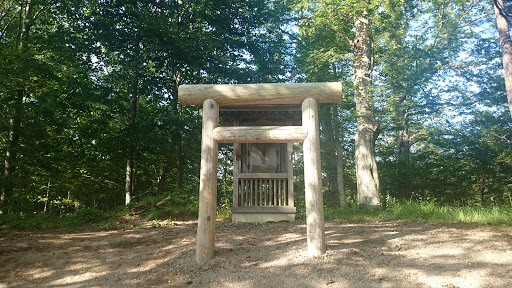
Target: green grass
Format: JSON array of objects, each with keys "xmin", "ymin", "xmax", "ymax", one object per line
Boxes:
[
  {"xmin": 324, "ymin": 206, "xmax": 382, "ymax": 221},
  {"xmin": 217, "ymin": 205, "xmax": 232, "ymax": 220},
  {"xmin": 0, "ymin": 208, "xmax": 110, "ymax": 230},
  {"xmin": 325, "ymin": 199, "xmax": 512, "ymax": 226},
  {"xmin": 3, "ymin": 199, "xmax": 511, "ymax": 231},
  {"xmin": 145, "ymin": 206, "xmax": 198, "ymax": 221}
]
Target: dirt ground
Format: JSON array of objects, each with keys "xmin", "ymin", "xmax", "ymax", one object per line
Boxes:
[{"xmin": 1, "ymin": 219, "xmax": 511, "ymax": 288}]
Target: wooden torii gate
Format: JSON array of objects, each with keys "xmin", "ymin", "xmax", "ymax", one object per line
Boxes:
[{"xmin": 179, "ymin": 82, "xmax": 342, "ymax": 263}]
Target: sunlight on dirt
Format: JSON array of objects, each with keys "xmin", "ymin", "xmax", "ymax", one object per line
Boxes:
[{"xmin": 1, "ymin": 220, "xmax": 511, "ymax": 288}]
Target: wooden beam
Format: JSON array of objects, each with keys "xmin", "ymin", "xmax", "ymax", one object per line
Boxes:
[
  {"xmin": 196, "ymin": 99, "xmax": 219, "ymax": 264},
  {"xmin": 231, "ymin": 206, "xmax": 296, "ymax": 214},
  {"xmin": 302, "ymin": 98, "xmax": 326, "ymax": 256},
  {"xmin": 179, "ymin": 82, "xmax": 342, "ymax": 105},
  {"xmin": 238, "ymin": 173, "xmax": 289, "ymax": 179},
  {"xmin": 213, "ymin": 126, "xmax": 307, "ymax": 143}
]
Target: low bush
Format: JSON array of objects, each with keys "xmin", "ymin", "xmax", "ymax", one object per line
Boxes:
[{"xmin": 145, "ymin": 206, "xmax": 198, "ymax": 221}]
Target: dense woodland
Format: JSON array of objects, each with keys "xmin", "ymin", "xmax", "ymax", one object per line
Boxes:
[{"xmin": 1, "ymin": 0, "xmax": 512, "ymax": 218}]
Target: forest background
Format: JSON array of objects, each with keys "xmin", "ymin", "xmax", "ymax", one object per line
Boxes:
[{"xmin": 1, "ymin": 0, "xmax": 512, "ymax": 227}]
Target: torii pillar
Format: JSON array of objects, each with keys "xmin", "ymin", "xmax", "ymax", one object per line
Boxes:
[{"xmin": 178, "ymin": 82, "xmax": 342, "ymax": 263}]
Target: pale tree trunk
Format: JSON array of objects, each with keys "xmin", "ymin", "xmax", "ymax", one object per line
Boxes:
[
  {"xmin": 494, "ymin": 0, "xmax": 512, "ymax": 118},
  {"xmin": 395, "ymin": 96, "xmax": 411, "ymax": 199},
  {"xmin": 2, "ymin": 1, "xmax": 34, "ymax": 212},
  {"xmin": 353, "ymin": 5, "xmax": 381, "ymax": 207},
  {"xmin": 157, "ymin": 161, "xmax": 171, "ymax": 195},
  {"xmin": 125, "ymin": 49, "xmax": 140, "ymax": 205},
  {"xmin": 44, "ymin": 177, "xmax": 50, "ymax": 213},
  {"xmin": 333, "ymin": 109, "xmax": 347, "ymax": 207},
  {"xmin": 15, "ymin": 149, "xmax": 27, "ymax": 213}
]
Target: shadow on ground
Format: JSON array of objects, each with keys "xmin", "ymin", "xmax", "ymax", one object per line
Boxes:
[{"xmin": 0, "ymin": 220, "xmax": 511, "ymax": 288}]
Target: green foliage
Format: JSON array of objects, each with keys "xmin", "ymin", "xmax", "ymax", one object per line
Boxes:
[
  {"xmin": 217, "ymin": 206, "xmax": 232, "ymax": 221},
  {"xmin": 72, "ymin": 208, "xmax": 110, "ymax": 224},
  {"xmin": 1, "ymin": 0, "xmax": 511, "ymax": 231},
  {"xmin": 145, "ymin": 206, "xmax": 198, "ymax": 221},
  {"xmin": 325, "ymin": 200, "xmax": 512, "ymax": 226},
  {"xmin": 169, "ymin": 190, "xmax": 199, "ymax": 208},
  {"xmin": 324, "ymin": 206, "xmax": 382, "ymax": 221},
  {"xmin": 0, "ymin": 208, "xmax": 110, "ymax": 230}
]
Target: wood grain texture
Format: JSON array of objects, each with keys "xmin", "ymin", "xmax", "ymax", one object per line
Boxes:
[
  {"xmin": 196, "ymin": 99, "xmax": 219, "ymax": 264},
  {"xmin": 213, "ymin": 126, "xmax": 307, "ymax": 143},
  {"xmin": 302, "ymin": 98, "xmax": 326, "ymax": 256},
  {"xmin": 179, "ymin": 82, "xmax": 342, "ymax": 105}
]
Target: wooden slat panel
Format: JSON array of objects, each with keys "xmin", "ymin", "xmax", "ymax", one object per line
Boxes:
[
  {"xmin": 285, "ymin": 180, "xmax": 288, "ymax": 206},
  {"xmin": 240, "ymin": 180, "xmax": 244, "ymax": 206},
  {"xmin": 287, "ymin": 142, "xmax": 294, "ymax": 207},
  {"xmin": 278, "ymin": 180, "xmax": 282, "ymax": 206},
  {"xmin": 245, "ymin": 179, "xmax": 249, "ymax": 206},
  {"xmin": 259, "ymin": 180, "xmax": 263, "ymax": 206},
  {"xmin": 268, "ymin": 180, "xmax": 272, "ymax": 206},
  {"xmin": 233, "ymin": 141, "xmax": 240, "ymax": 208},
  {"xmin": 232, "ymin": 206, "xmax": 297, "ymax": 214},
  {"xmin": 237, "ymin": 178, "xmax": 294, "ymax": 208},
  {"xmin": 274, "ymin": 179, "xmax": 277, "ymax": 206},
  {"xmin": 250, "ymin": 180, "xmax": 253, "ymax": 206}
]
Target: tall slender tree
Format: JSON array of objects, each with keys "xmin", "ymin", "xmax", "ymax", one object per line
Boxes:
[
  {"xmin": 294, "ymin": 0, "xmax": 381, "ymax": 206},
  {"xmin": 494, "ymin": 0, "xmax": 512, "ymax": 118},
  {"xmin": 352, "ymin": 1, "xmax": 380, "ymax": 206},
  {"xmin": 1, "ymin": 0, "xmax": 34, "ymax": 211}
]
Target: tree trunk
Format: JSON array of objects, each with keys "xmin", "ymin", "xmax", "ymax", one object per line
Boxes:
[
  {"xmin": 15, "ymin": 149, "xmax": 27, "ymax": 213},
  {"xmin": 44, "ymin": 177, "xmax": 50, "ymax": 213},
  {"xmin": 175, "ymin": 132, "xmax": 184, "ymax": 189},
  {"xmin": 1, "ymin": 1, "xmax": 33, "ymax": 212},
  {"xmin": 494, "ymin": 0, "xmax": 512, "ymax": 118},
  {"xmin": 353, "ymin": 5, "xmax": 381, "ymax": 207},
  {"xmin": 2, "ymin": 93, "xmax": 22, "ymax": 211},
  {"xmin": 157, "ymin": 160, "xmax": 172, "ymax": 195},
  {"xmin": 125, "ymin": 156, "xmax": 134, "ymax": 205},
  {"xmin": 396, "ymin": 97, "xmax": 411, "ymax": 199},
  {"xmin": 125, "ymin": 49, "xmax": 140, "ymax": 205},
  {"xmin": 171, "ymin": 66, "xmax": 184, "ymax": 189},
  {"xmin": 333, "ymin": 109, "xmax": 347, "ymax": 207},
  {"xmin": 320, "ymin": 105, "xmax": 336, "ymax": 201},
  {"xmin": 479, "ymin": 176, "xmax": 486, "ymax": 206}
]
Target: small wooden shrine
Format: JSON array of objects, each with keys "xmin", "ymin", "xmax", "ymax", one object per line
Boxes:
[
  {"xmin": 179, "ymin": 82, "xmax": 341, "ymax": 264},
  {"xmin": 220, "ymin": 105, "xmax": 301, "ymax": 222}
]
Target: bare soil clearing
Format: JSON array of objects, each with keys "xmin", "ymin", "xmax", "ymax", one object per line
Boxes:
[{"xmin": 1, "ymin": 220, "xmax": 511, "ymax": 288}]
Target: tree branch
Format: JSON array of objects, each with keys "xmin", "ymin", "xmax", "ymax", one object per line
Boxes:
[
  {"xmin": 323, "ymin": 23, "xmax": 354, "ymax": 47},
  {"xmin": 82, "ymin": 174, "xmax": 122, "ymax": 188}
]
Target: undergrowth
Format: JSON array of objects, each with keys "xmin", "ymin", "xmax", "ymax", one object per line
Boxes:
[
  {"xmin": 0, "ymin": 193, "xmax": 205, "ymax": 231},
  {"xmin": 0, "ymin": 208, "xmax": 110, "ymax": 230},
  {"xmin": 145, "ymin": 206, "xmax": 198, "ymax": 221},
  {"xmin": 3, "ymin": 197, "xmax": 511, "ymax": 231},
  {"xmin": 325, "ymin": 199, "xmax": 512, "ymax": 226}
]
